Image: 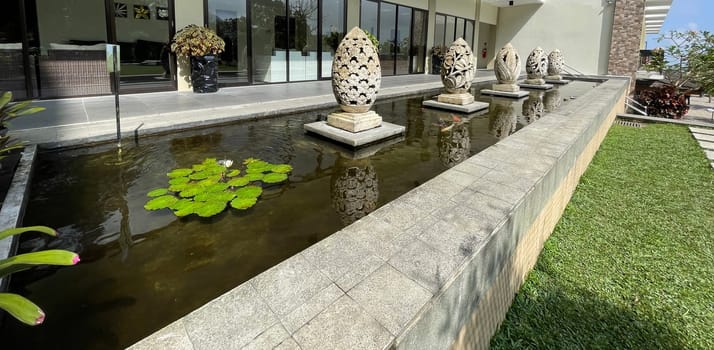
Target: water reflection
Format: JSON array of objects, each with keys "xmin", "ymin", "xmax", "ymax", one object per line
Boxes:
[
  {"xmin": 330, "ymin": 155, "xmax": 379, "ymax": 225},
  {"xmin": 438, "ymin": 121, "xmax": 471, "ymax": 168},
  {"xmin": 521, "ymin": 90, "xmax": 545, "ymax": 125},
  {"xmin": 488, "ymin": 98, "xmax": 517, "ymax": 139},
  {"xmin": 544, "ymin": 87, "xmax": 562, "ymax": 113}
]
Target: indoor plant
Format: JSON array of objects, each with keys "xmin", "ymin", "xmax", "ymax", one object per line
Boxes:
[{"xmin": 171, "ymin": 25, "xmax": 225, "ymax": 93}]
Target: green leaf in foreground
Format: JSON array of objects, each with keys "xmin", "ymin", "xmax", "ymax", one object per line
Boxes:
[
  {"xmin": 0, "ymin": 226, "xmax": 57, "ymax": 241},
  {"xmin": 0, "ymin": 293, "xmax": 45, "ymax": 325},
  {"xmin": 147, "ymin": 188, "xmax": 169, "ymax": 197},
  {"xmin": 230, "ymin": 197, "xmax": 258, "ymax": 210},
  {"xmin": 235, "ymin": 185, "xmax": 262, "ymax": 199},
  {"xmin": 0, "ymin": 250, "xmax": 79, "ymax": 277},
  {"xmin": 263, "ymin": 173, "xmax": 288, "ymax": 184},
  {"xmin": 144, "ymin": 195, "xmax": 179, "ymax": 210},
  {"xmin": 167, "ymin": 168, "xmax": 193, "ymax": 178}
]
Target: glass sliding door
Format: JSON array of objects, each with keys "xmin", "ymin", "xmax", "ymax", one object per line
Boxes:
[
  {"xmin": 0, "ymin": 0, "xmax": 31, "ymax": 98},
  {"xmin": 465, "ymin": 20, "xmax": 474, "ymax": 47},
  {"xmin": 289, "ymin": 0, "xmax": 318, "ymax": 81},
  {"xmin": 320, "ymin": 0, "xmax": 345, "ymax": 78},
  {"xmin": 445, "ymin": 16, "xmax": 455, "ymax": 46},
  {"xmin": 252, "ymin": 0, "xmax": 287, "ymax": 83},
  {"xmin": 410, "ymin": 9, "xmax": 427, "ymax": 74},
  {"xmin": 360, "ymin": 0, "xmax": 378, "ymax": 37},
  {"xmin": 208, "ymin": 0, "xmax": 249, "ymax": 85},
  {"xmin": 378, "ymin": 2, "xmax": 395, "ymax": 76},
  {"xmin": 455, "ymin": 18, "xmax": 465, "ymax": 41},
  {"xmin": 114, "ymin": 0, "xmax": 175, "ymax": 92},
  {"xmin": 395, "ymin": 6, "xmax": 410, "ymax": 75}
]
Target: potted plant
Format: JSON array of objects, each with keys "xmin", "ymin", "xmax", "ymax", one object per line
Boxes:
[{"xmin": 171, "ymin": 25, "xmax": 225, "ymax": 93}]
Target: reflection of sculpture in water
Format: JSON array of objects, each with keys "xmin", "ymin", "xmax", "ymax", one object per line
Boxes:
[
  {"xmin": 544, "ymin": 88, "xmax": 562, "ymax": 112},
  {"xmin": 522, "ymin": 91, "xmax": 544, "ymax": 124},
  {"xmin": 488, "ymin": 99, "xmax": 517, "ymax": 139},
  {"xmin": 330, "ymin": 157, "xmax": 379, "ymax": 225},
  {"xmin": 438, "ymin": 122, "xmax": 471, "ymax": 168}
]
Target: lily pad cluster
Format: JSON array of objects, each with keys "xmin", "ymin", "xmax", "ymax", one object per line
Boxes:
[{"xmin": 144, "ymin": 157, "xmax": 292, "ymax": 217}]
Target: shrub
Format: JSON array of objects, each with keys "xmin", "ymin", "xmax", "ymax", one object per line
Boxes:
[
  {"xmin": 636, "ymin": 86, "xmax": 689, "ymax": 119},
  {"xmin": 171, "ymin": 25, "xmax": 225, "ymax": 57}
]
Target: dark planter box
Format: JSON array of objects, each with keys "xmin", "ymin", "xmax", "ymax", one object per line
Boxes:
[{"xmin": 190, "ymin": 55, "xmax": 219, "ymax": 93}]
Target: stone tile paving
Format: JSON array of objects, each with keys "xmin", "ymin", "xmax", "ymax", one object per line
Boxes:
[{"xmin": 689, "ymin": 126, "xmax": 714, "ymax": 169}]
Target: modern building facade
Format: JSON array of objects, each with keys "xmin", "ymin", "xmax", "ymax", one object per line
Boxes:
[{"xmin": 0, "ymin": 0, "xmax": 669, "ymax": 100}]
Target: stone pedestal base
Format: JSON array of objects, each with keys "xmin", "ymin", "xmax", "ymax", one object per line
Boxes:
[
  {"xmin": 545, "ymin": 77, "xmax": 570, "ymax": 85},
  {"xmin": 518, "ymin": 83, "xmax": 554, "ymax": 90},
  {"xmin": 327, "ymin": 111, "xmax": 382, "ymax": 132},
  {"xmin": 524, "ymin": 78, "xmax": 545, "ymax": 85},
  {"xmin": 304, "ymin": 121, "xmax": 406, "ymax": 147},
  {"xmin": 437, "ymin": 93, "xmax": 474, "ymax": 105},
  {"xmin": 480, "ymin": 89, "xmax": 529, "ymax": 98},
  {"xmin": 491, "ymin": 83, "xmax": 520, "ymax": 92},
  {"xmin": 423, "ymin": 99, "xmax": 489, "ymax": 113}
]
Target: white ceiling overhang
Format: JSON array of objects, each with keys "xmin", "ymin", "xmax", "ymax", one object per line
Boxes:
[{"xmin": 644, "ymin": 0, "xmax": 673, "ymax": 34}]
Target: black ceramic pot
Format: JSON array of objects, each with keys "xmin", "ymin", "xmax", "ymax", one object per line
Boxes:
[{"xmin": 190, "ymin": 55, "xmax": 219, "ymax": 93}]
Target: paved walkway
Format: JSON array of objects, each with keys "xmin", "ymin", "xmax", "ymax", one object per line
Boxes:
[
  {"xmin": 8, "ymin": 71, "xmax": 496, "ymax": 149},
  {"xmin": 684, "ymin": 95, "xmax": 714, "ymax": 125},
  {"xmin": 689, "ymin": 126, "xmax": 714, "ymax": 169}
]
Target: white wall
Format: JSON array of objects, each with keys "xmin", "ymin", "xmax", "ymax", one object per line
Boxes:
[
  {"xmin": 435, "ymin": 0, "xmax": 476, "ymax": 20},
  {"xmin": 480, "ymin": 2, "xmax": 498, "ymax": 25},
  {"xmin": 494, "ymin": 0, "xmax": 614, "ymax": 75}
]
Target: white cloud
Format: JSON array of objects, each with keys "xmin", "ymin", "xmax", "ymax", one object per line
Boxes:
[{"xmin": 687, "ymin": 22, "xmax": 699, "ymax": 31}]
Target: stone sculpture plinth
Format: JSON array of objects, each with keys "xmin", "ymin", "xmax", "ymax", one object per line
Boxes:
[
  {"xmin": 304, "ymin": 27, "xmax": 405, "ymax": 147},
  {"xmin": 519, "ymin": 47, "xmax": 553, "ymax": 90},
  {"xmin": 545, "ymin": 49, "xmax": 569, "ymax": 84},
  {"xmin": 481, "ymin": 43, "xmax": 528, "ymax": 98},
  {"xmin": 423, "ymin": 38, "xmax": 488, "ymax": 113},
  {"xmin": 521, "ymin": 90, "xmax": 544, "ymax": 125},
  {"xmin": 544, "ymin": 88, "xmax": 562, "ymax": 112}
]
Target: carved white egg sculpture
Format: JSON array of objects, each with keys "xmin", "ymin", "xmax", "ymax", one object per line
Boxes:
[{"xmin": 331, "ymin": 27, "xmax": 381, "ymax": 113}]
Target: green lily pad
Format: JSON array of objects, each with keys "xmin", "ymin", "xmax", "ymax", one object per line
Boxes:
[
  {"xmin": 168, "ymin": 177, "xmax": 190, "ymax": 185},
  {"xmin": 246, "ymin": 165, "xmax": 270, "ymax": 174},
  {"xmin": 205, "ymin": 183, "xmax": 229, "ymax": 193},
  {"xmin": 189, "ymin": 171, "xmax": 211, "ymax": 180},
  {"xmin": 226, "ymin": 169, "xmax": 241, "ymax": 177},
  {"xmin": 235, "ymin": 185, "xmax": 262, "ymax": 199},
  {"xmin": 147, "ymin": 188, "xmax": 169, "ymax": 197},
  {"xmin": 197, "ymin": 178, "xmax": 219, "ymax": 188},
  {"xmin": 203, "ymin": 158, "xmax": 218, "ymax": 165},
  {"xmin": 247, "ymin": 159, "xmax": 270, "ymax": 169},
  {"xmin": 169, "ymin": 182, "xmax": 190, "ymax": 192},
  {"xmin": 227, "ymin": 177, "xmax": 250, "ymax": 187},
  {"xmin": 167, "ymin": 168, "xmax": 193, "ymax": 178},
  {"xmin": 269, "ymin": 164, "xmax": 293, "ymax": 173},
  {"xmin": 230, "ymin": 196, "xmax": 257, "ymax": 210},
  {"xmin": 144, "ymin": 195, "xmax": 179, "ymax": 210},
  {"xmin": 174, "ymin": 206, "xmax": 195, "ymax": 217},
  {"xmin": 179, "ymin": 185, "xmax": 203, "ymax": 198},
  {"xmin": 194, "ymin": 200, "xmax": 227, "ymax": 217},
  {"xmin": 192, "ymin": 164, "xmax": 206, "ymax": 172},
  {"xmin": 245, "ymin": 173, "xmax": 264, "ymax": 181},
  {"xmin": 169, "ymin": 199, "xmax": 194, "ymax": 210},
  {"xmin": 193, "ymin": 191, "xmax": 235, "ymax": 203},
  {"xmin": 263, "ymin": 172, "xmax": 289, "ymax": 184}
]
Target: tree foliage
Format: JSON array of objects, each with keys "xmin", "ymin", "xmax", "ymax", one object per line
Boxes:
[{"xmin": 646, "ymin": 30, "xmax": 714, "ymax": 95}]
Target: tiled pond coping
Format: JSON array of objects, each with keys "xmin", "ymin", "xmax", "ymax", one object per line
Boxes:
[{"xmin": 129, "ymin": 78, "xmax": 628, "ymax": 350}]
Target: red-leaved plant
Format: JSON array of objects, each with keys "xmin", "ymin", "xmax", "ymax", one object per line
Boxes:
[{"xmin": 636, "ymin": 86, "xmax": 689, "ymax": 119}]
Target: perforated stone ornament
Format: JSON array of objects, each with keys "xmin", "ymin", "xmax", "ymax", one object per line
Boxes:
[
  {"xmin": 524, "ymin": 47, "xmax": 548, "ymax": 85},
  {"xmin": 492, "ymin": 43, "xmax": 522, "ymax": 92},
  {"xmin": 331, "ymin": 27, "xmax": 381, "ymax": 113},
  {"xmin": 441, "ymin": 38, "xmax": 475, "ymax": 94},
  {"xmin": 547, "ymin": 49, "xmax": 564, "ymax": 80}
]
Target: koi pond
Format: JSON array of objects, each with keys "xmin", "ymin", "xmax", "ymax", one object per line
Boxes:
[{"xmin": 1, "ymin": 81, "xmax": 597, "ymax": 349}]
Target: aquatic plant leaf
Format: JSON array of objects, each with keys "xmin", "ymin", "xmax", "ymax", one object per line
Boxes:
[
  {"xmin": 205, "ymin": 183, "xmax": 229, "ymax": 193},
  {"xmin": 243, "ymin": 157, "xmax": 261, "ymax": 165},
  {"xmin": 0, "ymin": 293, "xmax": 45, "ymax": 326},
  {"xmin": 192, "ymin": 193, "xmax": 211, "ymax": 202},
  {"xmin": 245, "ymin": 173, "xmax": 264, "ymax": 181},
  {"xmin": 194, "ymin": 200, "xmax": 227, "ymax": 217},
  {"xmin": 147, "ymin": 188, "xmax": 169, "ymax": 197},
  {"xmin": 246, "ymin": 159, "xmax": 270, "ymax": 170},
  {"xmin": 269, "ymin": 164, "xmax": 293, "ymax": 174},
  {"xmin": 179, "ymin": 185, "xmax": 203, "ymax": 198},
  {"xmin": 174, "ymin": 206, "xmax": 194, "ymax": 217},
  {"xmin": 189, "ymin": 171, "xmax": 211, "ymax": 180},
  {"xmin": 226, "ymin": 169, "xmax": 241, "ymax": 177},
  {"xmin": 246, "ymin": 165, "xmax": 270, "ymax": 174},
  {"xmin": 197, "ymin": 178, "xmax": 219, "ymax": 188},
  {"xmin": 0, "ymin": 250, "xmax": 79, "ymax": 278},
  {"xmin": 235, "ymin": 185, "xmax": 262, "ymax": 199},
  {"xmin": 194, "ymin": 190, "xmax": 235, "ymax": 203},
  {"xmin": 192, "ymin": 164, "xmax": 206, "ymax": 172},
  {"xmin": 227, "ymin": 177, "xmax": 250, "ymax": 187},
  {"xmin": 230, "ymin": 197, "xmax": 257, "ymax": 210},
  {"xmin": 168, "ymin": 177, "xmax": 190, "ymax": 185},
  {"xmin": 169, "ymin": 199, "xmax": 194, "ymax": 210},
  {"xmin": 144, "ymin": 195, "xmax": 179, "ymax": 210},
  {"xmin": 202, "ymin": 158, "xmax": 218, "ymax": 165},
  {"xmin": 168, "ymin": 182, "xmax": 190, "ymax": 192},
  {"xmin": 263, "ymin": 173, "xmax": 289, "ymax": 184},
  {"xmin": 0, "ymin": 226, "xmax": 57, "ymax": 241},
  {"xmin": 167, "ymin": 168, "xmax": 193, "ymax": 178}
]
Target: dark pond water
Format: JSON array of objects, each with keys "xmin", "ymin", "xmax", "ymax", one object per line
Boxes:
[{"xmin": 0, "ymin": 81, "xmax": 597, "ymax": 349}]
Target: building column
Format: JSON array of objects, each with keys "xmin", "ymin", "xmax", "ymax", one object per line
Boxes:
[
  {"xmin": 174, "ymin": 0, "xmax": 205, "ymax": 92},
  {"xmin": 607, "ymin": 0, "xmax": 645, "ymax": 93}
]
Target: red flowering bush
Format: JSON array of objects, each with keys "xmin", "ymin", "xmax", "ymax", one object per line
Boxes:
[{"xmin": 636, "ymin": 86, "xmax": 689, "ymax": 119}]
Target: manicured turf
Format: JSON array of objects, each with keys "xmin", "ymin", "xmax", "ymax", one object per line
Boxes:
[{"xmin": 491, "ymin": 123, "xmax": 714, "ymax": 349}]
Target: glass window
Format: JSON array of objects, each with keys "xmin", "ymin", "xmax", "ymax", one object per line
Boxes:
[
  {"xmin": 208, "ymin": 0, "xmax": 249, "ymax": 85},
  {"xmin": 455, "ymin": 18, "xmax": 465, "ymax": 41},
  {"xmin": 410, "ymin": 9, "xmax": 427, "ymax": 74},
  {"xmin": 360, "ymin": 0, "xmax": 378, "ymax": 36},
  {"xmin": 465, "ymin": 20, "xmax": 474, "ymax": 48},
  {"xmin": 289, "ymin": 0, "xmax": 318, "ymax": 81},
  {"xmin": 0, "ymin": 1, "xmax": 28, "ymax": 98},
  {"xmin": 251, "ymin": 0, "xmax": 287, "ymax": 83},
  {"xmin": 445, "ymin": 16, "xmax": 455, "ymax": 47},
  {"xmin": 321, "ymin": 0, "xmax": 345, "ymax": 78},
  {"xmin": 434, "ymin": 14, "xmax": 445, "ymax": 49},
  {"xmin": 395, "ymin": 6, "xmax": 411, "ymax": 75},
  {"xmin": 378, "ymin": 2, "xmax": 396, "ymax": 76}
]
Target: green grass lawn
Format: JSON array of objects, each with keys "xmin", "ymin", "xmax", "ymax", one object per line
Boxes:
[{"xmin": 490, "ymin": 123, "xmax": 714, "ymax": 349}]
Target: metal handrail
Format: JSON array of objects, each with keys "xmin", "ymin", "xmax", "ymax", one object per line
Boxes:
[
  {"xmin": 562, "ymin": 63, "xmax": 585, "ymax": 77},
  {"xmin": 625, "ymin": 96, "xmax": 648, "ymax": 116}
]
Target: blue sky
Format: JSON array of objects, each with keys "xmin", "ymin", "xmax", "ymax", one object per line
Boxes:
[{"xmin": 645, "ymin": 0, "xmax": 713, "ymax": 49}]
